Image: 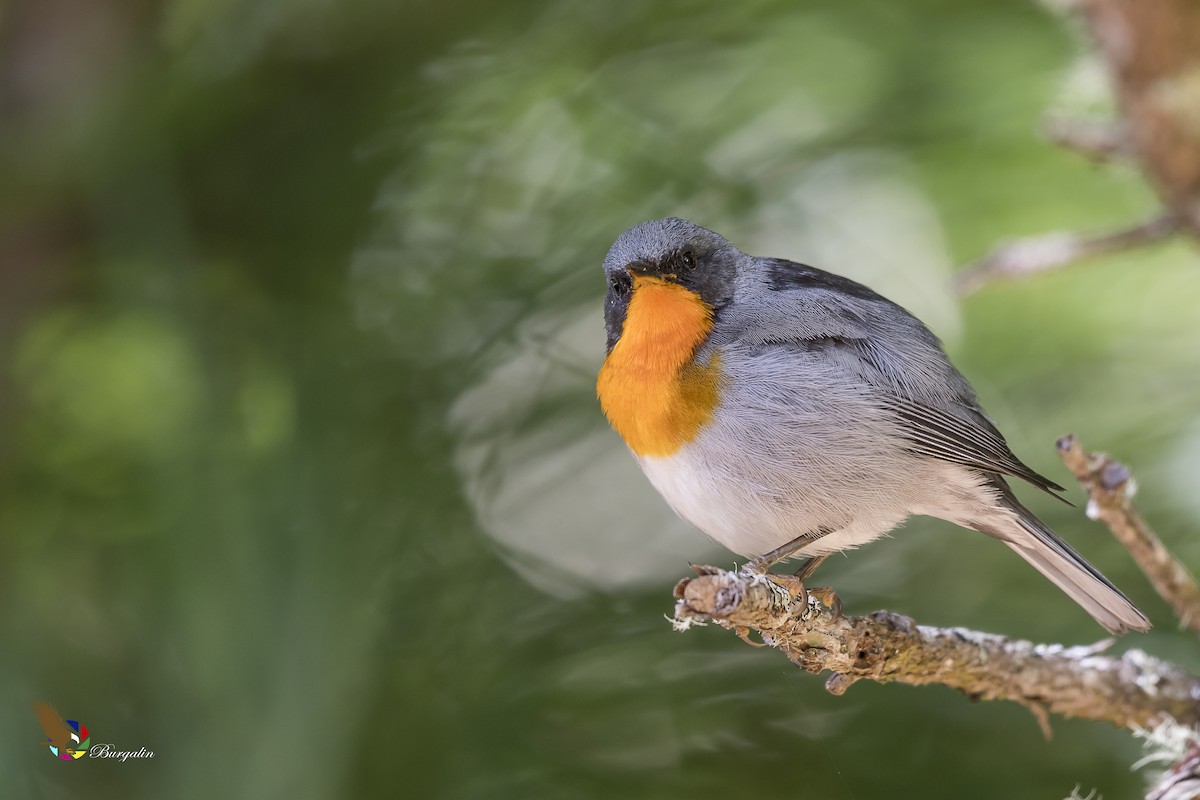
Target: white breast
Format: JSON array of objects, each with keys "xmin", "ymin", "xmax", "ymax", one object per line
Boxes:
[{"xmin": 631, "ymin": 341, "xmax": 989, "ymax": 561}]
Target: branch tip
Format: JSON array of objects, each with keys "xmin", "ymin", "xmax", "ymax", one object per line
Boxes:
[{"xmin": 1057, "ymin": 435, "xmax": 1200, "ymax": 636}]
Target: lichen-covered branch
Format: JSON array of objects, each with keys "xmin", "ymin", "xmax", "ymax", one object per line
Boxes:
[
  {"xmin": 1146, "ymin": 742, "xmax": 1200, "ymax": 800},
  {"xmin": 1135, "ymin": 724, "xmax": 1200, "ymax": 800},
  {"xmin": 1057, "ymin": 434, "xmax": 1200, "ymax": 636},
  {"xmin": 673, "ymin": 567, "xmax": 1200, "ymax": 732}
]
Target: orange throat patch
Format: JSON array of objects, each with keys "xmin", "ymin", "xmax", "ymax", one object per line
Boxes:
[{"xmin": 596, "ymin": 275, "xmax": 722, "ymax": 457}]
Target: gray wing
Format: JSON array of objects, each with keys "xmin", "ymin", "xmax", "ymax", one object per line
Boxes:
[
  {"xmin": 721, "ymin": 258, "xmax": 1067, "ymax": 499},
  {"xmin": 877, "ymin": 388, "xmax": 1066, "ymax": 497}
]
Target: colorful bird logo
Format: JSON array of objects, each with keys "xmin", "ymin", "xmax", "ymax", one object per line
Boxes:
[{"xmin": 33, "ymin": 702, "xmax": 90, "ymax": 761}]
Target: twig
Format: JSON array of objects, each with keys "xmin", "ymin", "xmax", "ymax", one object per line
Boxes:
[
  {"xmin": 673, "ymin": 567, "xmax": 1200, "ymax": 731},
  {"xmin": 1057, "ymin": 434, "xmax": 1200, "ymax": 635},
  {"xmin": 953, "ymin": 214, "xmax": 1178, "ymax": 296},
  {"xmin": 1042, "ymin": 116, "xmax": 1130, "ymax": 163}
]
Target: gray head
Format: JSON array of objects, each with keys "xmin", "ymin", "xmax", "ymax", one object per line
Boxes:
[{"xmin": 601, "ymin": 218, "xmax": 741, "ymax": 351}]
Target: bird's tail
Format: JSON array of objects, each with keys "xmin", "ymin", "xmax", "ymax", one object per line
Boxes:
[{"xmin": 981, "ymin": 486, "xmax": 1150, "ymax": 634}]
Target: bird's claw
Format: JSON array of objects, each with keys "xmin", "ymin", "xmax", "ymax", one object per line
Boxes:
[
  {"xmin": 808, "ymin": 587, "xmax": 843, "ymax": 619},
  {"xmin": 738, "ymin": 556, "xmax": 772, "ymax": 576},
  {"xmin": 734, "ymin": 625, "xmax": 767, "ymax": 647}
]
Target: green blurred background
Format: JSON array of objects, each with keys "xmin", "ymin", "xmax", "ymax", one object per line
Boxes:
[{"xmin": 3, "ymin": 0, "xmax": 1199, "ymax": 797}]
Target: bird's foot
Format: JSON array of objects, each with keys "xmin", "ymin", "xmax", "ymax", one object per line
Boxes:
[
  {"xmin": 739, "ymin": 530, "xmax": 831, "ymax": 577},
  {"xmin": 734, "ymin": 625, "xmax": 768, "ymax": 647},
  {"xmin": 738, "ymin": 555, "xmax": 774, "ymax": 576},
  {"xmin": 682, "ymin": 562, "xmax": 820, "ymax": 612},
  {"xmin": 807, "ymin": 587, "xmax": 843, "ymax": 619}
]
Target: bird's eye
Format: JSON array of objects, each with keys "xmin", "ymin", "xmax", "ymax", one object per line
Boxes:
[
  {"xmin": 609, "ymin": 273, "xmax": 631, "ymax": 296},
  {"xmin": 680, "ymin": 250, "xmax": 696, "ymax": 271}
]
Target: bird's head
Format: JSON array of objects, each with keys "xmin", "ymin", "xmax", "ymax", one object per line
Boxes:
[{"xmin": 601, "ymin": 218, "xmax": 740, "ymax": 352}]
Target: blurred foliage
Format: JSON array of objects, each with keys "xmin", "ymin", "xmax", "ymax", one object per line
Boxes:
[{"xmin": 2, "ymin": 0, "xmax": 1199, "ymax": 798}]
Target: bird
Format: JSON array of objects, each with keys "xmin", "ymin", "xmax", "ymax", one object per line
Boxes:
[
  {"xmin": 595, "ymin": 217, "xmax": 1149, "ymax": 634},
  {"xmin": 33, "ymin": 701, "xmax": 79, "ymax": 757}
]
